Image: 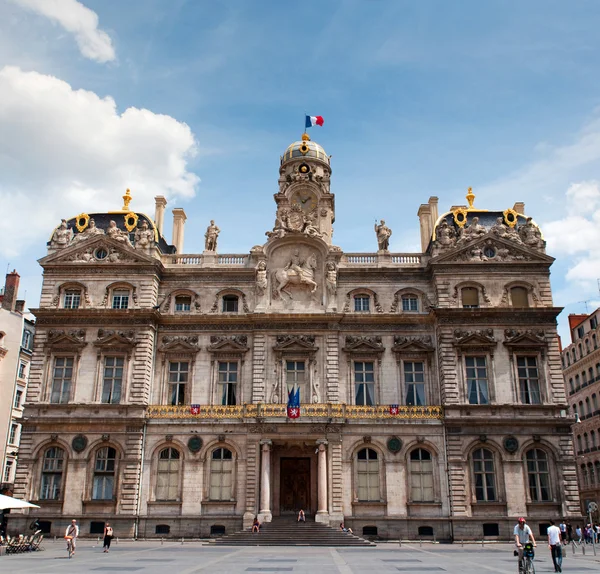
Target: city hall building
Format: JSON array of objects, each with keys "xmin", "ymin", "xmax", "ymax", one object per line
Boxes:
[{"xmin": 11, "ymin": 134, "xmax": 580, "ymax": 540}]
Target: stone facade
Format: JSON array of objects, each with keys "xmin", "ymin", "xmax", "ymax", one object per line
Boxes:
[
  {"xmin": 10, "ymin": 135, "xmax": 580, "ymax": 541},
  {"xmin": 561, "ymin": 310, "xmax": 600, "ymax": 520}
]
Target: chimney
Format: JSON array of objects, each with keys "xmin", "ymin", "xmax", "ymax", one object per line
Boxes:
[
  {"xmin": 2, "ymin": 270, "xmax": 20, "ymax": 312},
  {"xmin": 417, "ymin": 204, "xmax": 432, "ymax": 253},
  {"xmin": 154, "ymin": 196, "xmax": 167, "ymax": 235},
  {"xmin": 513, "ymin": 202, "xmax": 525, "ymax": 215},
  {"xmin": 428, "ymin": 196, "xmax": 439, "ymax": 229},
  {"xmin": 172, "ymin": 208, "xmax": 187, "ymax": 253}
]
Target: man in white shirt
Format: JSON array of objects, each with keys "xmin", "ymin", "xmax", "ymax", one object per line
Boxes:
[
  {"xmin": 65, "ymin": 519, "xmax": 79, "ymax": 554},
  {"xmin": 547, "ymin": 520, "xmax": 562, "ymax": 572},
  {"xmin": 514, "ymin": 517, "xmax": 536, "ymax": 573}
]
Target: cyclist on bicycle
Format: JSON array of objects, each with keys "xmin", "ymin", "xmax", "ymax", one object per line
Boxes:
[
  {"xmin": 65, "ymin": 519, "xmax": 79, "ymax": 556},
  {"xmin": 514, "ymin": 517, "xmax": 536, "ymax": 573}
]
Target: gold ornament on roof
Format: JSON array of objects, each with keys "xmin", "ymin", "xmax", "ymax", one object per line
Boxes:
[
  {"xmin": 452, "ymin": 207, "xmax": 468, "ymax": 228},
  {"xmin": 466, "ymin": 187, "xmax": 475, "ymax": 209},
  {"xmin": 301, "ymin": 133, "xmax": 311, "ymax": 141},
  {"xmin": 124, "ymin": 212, "xmax": 139, "ymax": 232},
  {"xmin": 75, "ymin": 213, "xmax": 90, "ymax": 233},
  {"xmin": 122, "ymin": 188, "xmax": 132, "ymax": 211},
  {"xmin": 503, "ymin": 208, "xmax": 518, "ymax": 228}
]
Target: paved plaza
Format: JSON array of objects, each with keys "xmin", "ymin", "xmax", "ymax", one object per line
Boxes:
[{"xmin": 2, "ymin": 541, "xmax": 600, "ymax": 574}]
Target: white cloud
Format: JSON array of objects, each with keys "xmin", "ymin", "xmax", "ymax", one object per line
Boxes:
[
  {"xmin": 9, "ymin": 0, "xmax": 115, "ymax": 63},
  {"xmin": 0, "ymin": 66, "xmax": 199, "ymax": 257}
]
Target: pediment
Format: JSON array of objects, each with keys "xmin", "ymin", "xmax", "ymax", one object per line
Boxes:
[
  {"xmin": 94, "ymin": 329, "xmax": 137, "ymax": 348},
  {"xmin": 343, "ymin": 336, "xmax": 384, "ymax": 354},
  {"xmin": 40, "ymin": 235, "xmax": 155, "ymax": 266},
  {"xmin": 208, "ymin": 335, "xmax": 249, "ymax": 353},
  {"xmin": 158, "ymin": 335, "xmax": 201, "ymax": 354},
  {"xmin": 392, "ymin": 341, "xmax": 434, "ymax": 354},
  {"xmin": 45, "ymin": 329, "xmax": 87, "ymax": 350},
  {"xmin": 431, "ymin": 236, "xmax": 554, "ymax": 265},
  {"xmin": 273, "ymin": 335, "xmax": 318, "ymax": 353},
  {"xmin": 503, "ymin": 329, "xmax": 546, "ymax": 348},
  {"xmin": 453, "ymin": 329, "xmax": 496, "ymax": 348}
]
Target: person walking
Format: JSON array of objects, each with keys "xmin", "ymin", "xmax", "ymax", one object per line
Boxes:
[
  {"xmin": 575, "ymin": 525, "xmax": 582, "ymax": 545},
  {"xmin": 547, "ymin": 520, "xmax": 562, "ymax": 572},
  {"xmin": 559, "ymin": 520, "xmax": 567, "ymax": 545},
  {"xmin": 103, "ymin": 522, "xmax": 114, "ymax": 552}
]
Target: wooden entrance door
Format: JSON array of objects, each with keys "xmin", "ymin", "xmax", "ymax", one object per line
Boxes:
[{"xmin": 280, "ymin": 457, "xmax": 310, "ymax": 513}]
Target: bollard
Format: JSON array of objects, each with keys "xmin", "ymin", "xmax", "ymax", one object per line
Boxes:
[
  {"xmin": 398, "ymin": 538, "xmax": 401, "ymax": 547},
  {"xmin": 481, "ymin": 538, "xmax": 484, "ymax": 547},
  {"xmin": 161, "ymin": 537, "xmax": 164, "ymax": 545},
  {"xmin": 572, "ymin": 541, "xmax": 576, "ymax": 555},
  {"xmin": 54, "ymin": 536, "xmax": 57, "ymax": 543},
  {"xmin": 433, "ymin": 534, "xmax": 436, "ymax": 544},
  {"xmin": 420, "ymin": 539, "xmax": 422, "ymax": 547},
  {"xmin": 461, "ymin": 539, "xmax": 463, "ymax": 547},
  {"xmin": 582, "ymin": 544, "xmax": 585, "ymax": 555},
  {"xmin": 181, "ymin": 537, "xmax": 184, "ymax": 545},
  {"xmin": 116, "ymin": 537, "xmax": 119, "ymax": 545}
]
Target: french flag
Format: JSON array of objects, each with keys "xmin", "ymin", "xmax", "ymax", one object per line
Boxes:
[{"xmin": 305, "ymin": 115, "xmax": 324, "ymax": 128}]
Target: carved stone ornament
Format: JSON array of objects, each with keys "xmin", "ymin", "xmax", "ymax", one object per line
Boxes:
[
  {"xmin": 276, "ymin": 335, "xmax": 316, "ymax": 347},
  {"xmin": 271, "ymin": 250, "xmax": 319, "ymax": 300},
  {"xmin": 266, "ymin": 204, "xmax": 323, "ymax": 240},
  {"xmin": 50, "ymin": 219, "xmax": 74, "ymax": 249},
  {"xmin": 71, "ymin": 434, "xmax": 88, "ymax": 453},
  {"xmin": 248, "ymin": 423, "xmax": 278, "ymax": 434},
  {"xmin": 503, "ymin": 436, "xmax": 519, "ymax": 453},
  {"xmin": 101, "ymin": 434, "xmax": 110, "ymax": 442},
  {"xmin": 97, "ymin": 328, "xmax": 135, "ymax": 343},
  {"xmin": 344, "ymin": 335, "xmax": 383, "ymax": 350},
  {"xmin": 394, "ymin": 335, "xmax": 432, "ymax": 347},
  {"xmin": 387, "ymin": 436, "xmax": 403, "ymax": 453},
  {"xmin": 310, "ymin": 424, "xmax": 342, "ymax": 434},
  {"xmin": 256, "ymin": 261, "xmax": 268, "ymax": 296},
  {"xmin": 504, "ymin": 329, "xmax": 545, "ymax": 343},
  {"xmin": 133, "ymin": 220, "xmax": 155, "ymax": 249},
  {"xmin": 343, "ymin": 291, "xmax": 384, "ymax": 313},
  {"xmin": 188, "ymin": 436, "xmax": 203, "ymax": 453},
  {"xmin": 165, "ymin": 434, "xmax": 173, "ymax": 442},
  {"xmin": 454, "ymin": 329, "xmax": 495, "ymax": 344},
  {"xmin": 211, "ymin": 335, "xmax": 248, "ymax": 347},
  {"xmin": 210, "ymin": 292, "xmax": 250, "ymax": 313},
  {"xmin": 48, "ymin": 329, "xmax": 86, "ymax": 343},
  {"xmin": 390, "ymin": 290, "xmax": 433, "ymax": 313},
  {"xmin": 518, "ymin": 217, "xmax": 545, "ymax": 251},
  {"xmin": 363, "ymin": 436, "xmax": 372, "ymax": 443}
]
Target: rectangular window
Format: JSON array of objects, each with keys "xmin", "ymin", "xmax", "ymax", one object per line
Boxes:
[
  {"xmin": 577, "ymin": 325, "xmax": 585, "ymax": 339},
  {"xmin": 50, "ymin": 357, "xmax": 74, "ymax": 403},
  {"xmin": 354, "ymin": 361, "xmax": 375, "ymax": 406},
  {"xmin": 517, "ymin": 356, "xmax": 541, "ymax": 404},
  {"xmin": 168, "ymin": 361, "xmax": 188, "ymax": 405},
  {"xmin": 462, "ymin": 287, "xmax": 479, "ymax": 308},
  {"xmin": 404, "ymin": 361, "xmax": 426, "ymax": 406},
  {"xmin": 63, "ymin": 290, "xmax": 81, "ymax": 309},
  {"xmin": 591, "ymin": 316, "xmax": 598, "ymax": 330},
  {"xmin": 21, "ymin": 330, "xmax": 32, "ymax": 349},
  {"xmin": 218, "ymin": 361, "xmax": 238, "ymax": 405},
  {"xmin": 112, "ymin": 290, "xmax": 129, "ymax": 309},
  {"xmin": 175, "ymin": 295, "xmax": 191, "ymax": 312},
  {"xmin": 286, "ymin": 360, "xmax": 305, "ymax": 398},
  {"xmin": 354, "ymin": 296, "xmax": 370, "ymax": 312},
  {"xmin": 465, "ymin": 356, "xmax": 489, "ymax": 405},
  {"xmin": 402, "ymin": 296, "xmax": 419, "ymax": 312},
  {"xmin": 222, "ymin": 296, "xmax": 238, "ymax": 313},
  {"xmin": 3, "ymin": 461, "xmax": 13, "ymax": 483},
  {"xmin": 8, "ymin": 423, "xmax": 18, "ymax": 445},
  {"xmin": 102, "ymin": 356, "xmax": 124, "ymax": 403},
  {"xmin": 14, "ymin": 389, "xmax": 24, "ymax": 408},
  {"xmin": 18, "ymin": 362, "xmax": 26, "ymax": 379}
]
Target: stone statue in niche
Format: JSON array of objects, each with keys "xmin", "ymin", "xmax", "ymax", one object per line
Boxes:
[
  {"xmin": 107, "ymin": 220, "xmax": 133, "ymax": 246},
  {"xmin": 519, "ymin": 217, "xmax": 545, "ymax": 250},
  {"xmin": 272, "ymin": 250, "xmax": 318, "ymax": 299},
  {"xmin": 256, "ymin": 260, "xmax": 268, "ymax": 296},
  {"xmin": 134, "ymin": 220, "xmax": 154, "ymax": 249},
  {"xmin": 50, "ymin": 219, "xmax": 73, "ymax": 248},
  {"xmin": 374, "ymin": 219, "xmax": 392, "ymax": 251},
  {"xmin": 72, "ymin": 218, "xmax": 104, "ymax": 243},
  {"xmin": 325, "ymin": 261, "xmax": 337, "ymax": 297},
  {"xmin": 204, "ymin": 220, "xmax": 220, "ymax": 251}
]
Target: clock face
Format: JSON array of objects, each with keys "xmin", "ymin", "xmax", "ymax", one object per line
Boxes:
[{"xmin": 292, "ymin": 191, "xmax": 317, "ymax": 213}]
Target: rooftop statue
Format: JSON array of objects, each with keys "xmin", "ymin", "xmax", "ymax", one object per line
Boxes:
[
  {"xmin": 205, "ymin": 220, "xmax": 220, "ymax": 251},
  {"xmin": 457, "ymin": 216, "xmax": 486, "ymax": 245},
  {"xmin": 490, "ymin": 216, "xmax": 522, "ymax": 244},
  {"xmin": 72, "ymin": 218, "xmax": 104, "ymax": 243},
  {"xmin": 50, "ymin": 219, "xmax": 73, "ymax": 248},
  {"xmin": 519, "ymin": 217, "xmax": 545, "ymax": 251},
  {"xmin": 375, "ymin": 219, "xmax": 392, "ymax": 251},
  {"xmin": 134, "ymin": 220, "xmax": 155, "ymax": 249},
  {"xmin": 107, "ymin": 220, "xmax": 133, "ymax": 246}
]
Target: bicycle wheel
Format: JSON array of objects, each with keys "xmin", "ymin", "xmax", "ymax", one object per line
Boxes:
[{"xmin": 525, "ymin": 557, "xmax": 535, "ymax": 574}]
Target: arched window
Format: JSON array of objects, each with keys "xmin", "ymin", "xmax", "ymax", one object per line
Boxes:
[
  {"xmin": 589, "ymin": 368, "xmax": 595, "ymax": 384},
  {"xmin": 175, "ymin": 295, "xmax": 192, "ymax": 312},
  {"xmin": 584, "ymin": 433, "xmax": 590, "ymax": 450},
  {"xmin": 472, "ymin": 448, "xmax": 496, "ymax": 502},
  {"xmin": 575, "ymin": 374, "xmax": 580, "ymax": 389},
  {"xmin": 156, "ymin": 447, "xmax": 180, "ymax": 501},
  {"xmin": 578, "ymin": 344, "xmax": 582, "ymax": 358},
  {"xmin": 525, "ymin": 449, "xmax": 551, "ymax": 502},
  {"xmin": 590, "ymin": 464, "xmax": 596, "ymax": 487},
  {"xmin": 581, "ymin": 464, "xmax": 588, "ymax": 487},
  {"xmin": 356, "ymin": 448, "xmax": 380, "ymax": 501},
  {"xmin": 591, "ymin": 430, "xmax": 597, "ymax": 449},
  {"xmin": 569, "ymin": 379, "xmax": 574, "ymax": 393},
  {"xmin": 354, "ymin": 294, "xmax": 370, "ymax": 312},
  {"xmin": 566, "ymin": 353, "xmax": 571, "ymax": 366},
  {"xmin": 572, "ymin": 349, "xmax": 576, "ymax": 363},
  {"xmin": 586, "ymin": 398, "xmax": 591, "ymax": 416},
  {"xmin": 577, "ymin": 435, "xmax": 583, "ymax": 452},
  {"xmin": 595, "ymin": 462, "xmax": 600, "ymax": 485},
  {"xmin": 582, "ymin": 371, "xmax": 588, "ymax": 386},
  {"xmin": 210, "ymin": 448, "xmax": 233, "ymax": 500},
  {"xmin": 593, "ymin": 394, "xmax": 598, "ymax": 412},
  {"xmin": 401, "ymin": 294, "xmax": 419, "ymax": 312},
  {"xmin": 40, "ymin": 447, "xmax": 65, "ymax": 500},
  {"xmin": 510, "ymin": 287, "xmax": 529, "ymax": 308},
  {"xmin": 93, "ymin": 447, "xmax": 116, "ymax": 500},
  {"xmin": 461, "ymin": 287, "xmax": 479, "ymax": 309},
  {"xmin": 222, "ymin": 295, "xmax": 239, "ymax": 313},
  {"xmin": 410, "ymin": 448, "xmax": 434, "ymax": 502},
  {"xmin": 586, "ymin": 339, "xmax": 591, "ymax": 353},
  {"xmin": 593, "ymin": 334, "xmax": 597, "ymax": 349},
  {"xmin": 63, "ymin": 288, "xmax": 82, "ymax": 309}
]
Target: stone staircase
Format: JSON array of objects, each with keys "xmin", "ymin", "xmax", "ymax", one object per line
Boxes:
[{"xmin": 214, "ymin": 515, "xmax": 375, "ymax": 547}]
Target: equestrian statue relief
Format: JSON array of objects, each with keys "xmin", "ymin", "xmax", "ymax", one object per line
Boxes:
[{"xmin": 272, "ymin": 249, "xmax": 318, "ymax": 299}]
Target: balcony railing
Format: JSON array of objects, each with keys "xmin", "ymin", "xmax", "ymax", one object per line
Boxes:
[
  {"xmin": 343, "ymin": 253, "xmax": 423, "ymax": 266},
  {"xmin": 147, "ymin": 403, "xmax": 443, "ymax": 420}
]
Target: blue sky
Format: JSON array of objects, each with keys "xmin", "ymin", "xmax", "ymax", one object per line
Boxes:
[{"xmin": 1, "ymin": 0, "xmax": 600, "ymax": 340}]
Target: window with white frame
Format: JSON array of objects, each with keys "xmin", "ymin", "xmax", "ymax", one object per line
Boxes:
[
  {"xmin": 410, "ymin": 448, "xmax": 434, "ymax": 502},
  {"xmin": 168, "ymin": 361, "xmax": 188, "ymax": 405},
  {"xmin": 3, "ymin": 460, "xmax": 13, "ymax": 483},
  {"xmin": 18, "ymin": 362, "xmax": 26, "ymax": 379},
  {"xmin": 63, "ymin": 289, "xmax": 81, "ymax": 309},
  {"xmin": 525, "ymin": 448, "xmax": 551, "ymax": 502},
  {"xmin": 465, "ymin": 356, "xmax": 489, "ymax": 405},
  {"xmin": 402, "ymin": 294, "xmax": 419, "ymax": 312},
  {"xmin": 354, "ymin": 361, "xmax": 375, "ymax": 406},
  {"xmin": 102, "ymin": 356, "xmax": 124, "ymax": 404},
  {"xmin": 14, "ymin": 388, "xmax": 24, "ymax": 408},
  {"xmin": 112, "ymin": 289, "xmax": 130, "ymax": 309},
  {"xmin": 50, "ymin": 357, "xmax": 74, "ymax": 403},
  {"xmin": 472, "ymin": 448, "xmax": 496, "ymax": 501},
  {"xmin": 8, "ymin": 423, "xmax": 19, "ymax": 445},
  {"xmin": 404, "ymin": 361, "xmax": 426, "ymax": 406},
  {"xmin": 517, "ymin": 356, "xmax": 541, "ymax": 404},
  {"xmin": 357, "ymin": 448, "xmax": 380, "ymax": 501},
  {"xmin": 21, "ymin": 330, "xmax": 32, "ymax": 349},
  {"xmin": 286, "ymin": 360, "xmax": 306, "ymax": 398},
  {"xmin": 354, "ymin": 295, "xmax": 370, "ymax": 312},
  {"xmin": 218, "ymin": 361, "xmax": 238, "ymax": 405},
  {"xmin": 210, "ymin": 448, "xmax": 233, "ymax": 500},
  {"xmin": 92, "ymin": 447, "xmax": 116, "ymax": 500},
  {"xmin": 40, "ymin": 447, "xmax": 64, "ymax": 500},
  {"xmin": 175, "ymin": 295, "xmax": 191, "ymax": 312},
  {"xmin": 156, "ymin": 447, "xmax": 180, "ymax": 501}
]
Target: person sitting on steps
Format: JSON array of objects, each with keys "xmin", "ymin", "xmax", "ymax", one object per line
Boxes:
[
  {"xmin": 340, "ymin": 522, "xmax": 353, "ymax": 534},
  {"xmin": 252, "ymin": 517, "xmax": 260, "ymax": 533},
  {"xmin": 297, "ymin": 509, "xmax": 305, "ymax": 522}
]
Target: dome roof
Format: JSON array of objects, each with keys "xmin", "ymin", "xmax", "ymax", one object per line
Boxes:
[{"xmin": 282, "ymin": 134, "xmax": 329, "ymax": 165}]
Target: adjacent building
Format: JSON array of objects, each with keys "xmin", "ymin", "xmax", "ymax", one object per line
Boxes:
[
  {"xmin": 11, "ymin": 134, "xmax": 580, "ymax": 541},
  {"xmin": 561, "ymin": 310, "xmax": 600, "ymax": 519}
]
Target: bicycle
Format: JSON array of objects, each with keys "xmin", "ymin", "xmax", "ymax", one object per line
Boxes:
[
  {"xmin": 519, "ymin": 542, "xmax": 536, "ymax": 574},
  {"xmin": 65, "ymin": 535, "xmax": 74, "ymax": 558}
]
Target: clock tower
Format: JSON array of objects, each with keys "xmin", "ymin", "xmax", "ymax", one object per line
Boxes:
[{"xmin": 270, "ymin": 133, "xmax": 334, "ymax": 244}]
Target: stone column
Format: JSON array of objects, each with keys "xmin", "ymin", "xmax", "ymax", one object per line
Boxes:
[
  {"xmin": 171, "ymin": 208, "xmax": 187, "ymax": 253},
  {"xmin": 258, "ymin": 439, "xmax": 272, "ymax": 523},
  {"xmin": 315, "ymin": 439, "xmax": 329, "ymax": 523}
]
